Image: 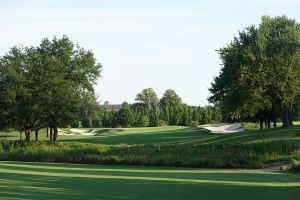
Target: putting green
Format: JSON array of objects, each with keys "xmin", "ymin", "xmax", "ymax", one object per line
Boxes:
[{"xmin": 0, "ymin": 161, "xmax": 299, "ymax": 200}]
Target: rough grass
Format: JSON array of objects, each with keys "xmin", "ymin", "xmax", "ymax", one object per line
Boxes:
[
  {"xmin": 0, "ymin": 161, "xmax": 299, "ymax": 200},
  {"xmin": 0, "ymin": 140, "xmax": 298, "ymax": 169}
]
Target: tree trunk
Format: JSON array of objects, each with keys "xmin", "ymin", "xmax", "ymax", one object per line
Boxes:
[
  {"xmin": 25, "ymin": 130, "xmax": 31, "ymax": 144},
  {"xmin": 272, "ymin": 105, "xmax": 277, "ymax": 128},
  {"xmin": 287, "ymin": 104, "xmax": 293, "ymax": 126},
  {"xmin": 50, "ymin": 127, "xmax": 53, "ymax": 141},
  {"xmin": 259, "ymin": 120, "xmax": 263, "ymax": 130},
  {"xmin": 267, "ymin": 120, "xmax": 271, "ymax": 128},
  {"xmin": 53, "ymin": 127, "xmax": 58, "ymax": 141},
  {"xmin": 282, "ymin": 106, "xmax": 290, "ymax": 128},
  {"xmin": 46, "ymin": 127, "xmax": 49, "ymax": 137},
  {"xmin": 35, "ymin": 130, "xmax": 39, "ymax": 141},
  {"xmin": 52, "ymin": 115, "xmax": 58, "ymax": 141},
  {"xmin": 19, "ymin": 131, "xmax": 22, "ymax": 142},
  {"xmin": 273, "ymin": 120, "xmax": 277, "ymax": 128}
]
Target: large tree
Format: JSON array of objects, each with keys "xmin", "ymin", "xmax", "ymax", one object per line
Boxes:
[
  {"xmin": 135, "ymin": 88, "xmax": 159, "ymax": 110},
  {"xmin": 0, "ymin": 36, "xmax": 102, "ymax": 142},
  {"xmin": 160, "ymin": 89, "xmax": 182, "ymax": 125},
  {"xmin": 209, "ymin": 16, "xmax": 300, "ymax": 128}
]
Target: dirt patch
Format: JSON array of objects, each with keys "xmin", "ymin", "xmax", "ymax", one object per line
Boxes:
[{"xmin": 261, "ymin": 161, "xmax": 292, "ymax": 171}]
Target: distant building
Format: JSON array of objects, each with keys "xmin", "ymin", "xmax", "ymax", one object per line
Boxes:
[
  {"xmin": 102, "ymin": 101, "xmax": 121, "ymax": 112},
  {"xmin": 104, "ymin": 101, "xmax": 110, "ymax": 106}
]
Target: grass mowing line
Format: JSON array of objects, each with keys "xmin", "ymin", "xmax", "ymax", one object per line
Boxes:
[
  {"xmin": 201, "ymin": 132, "xmax": 258, "ymax": 145},
  {"xmin": 0, "ymin": 162, "xmax": 281, "ymax": 175},
  {"xmin": 0, "ymin": 167, "xmax": 299, "ymax": 187},
  {"xmin": 0, "ymin": 184, "xmax": 71, "ymax": 194},
  {"xmin": 177, "ymin": 135, "xmax": 220, "ymax": 145}
]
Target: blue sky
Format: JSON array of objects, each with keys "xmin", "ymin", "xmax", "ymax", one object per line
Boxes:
[{"xmin": 0, "ymin": 0, "xmax": 299, "ymax": 105}]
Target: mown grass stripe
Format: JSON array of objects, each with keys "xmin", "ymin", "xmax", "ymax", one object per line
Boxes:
[{"xmin": 0, "ymin": 168, "xmax": 299, "ymax": 187}]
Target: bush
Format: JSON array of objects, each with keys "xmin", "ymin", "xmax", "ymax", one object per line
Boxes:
[
  {"xmin": 81, "ymin": 118, "xmax": 91, "ymax": 128},
  {"xmin": 291, "ymin": 159, "xmax": 300, "ymax": 172},
  {"xmin": 136, "ymin": 115, "xmax": 149, "ymax": 127},
  {"xmin": 92, "ymin": 119, "xmax": 101, "ymax": 128},
  {"xmin": 187, "ymin": 121, "xmax": 199, "ymax": 128}
]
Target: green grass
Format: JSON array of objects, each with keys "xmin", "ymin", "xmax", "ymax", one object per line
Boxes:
[
  {"xmin": 2, "ymin": 125, "xmax": 300, "ymax": 146},
  {"xmin": 1, "ymin": 140, "xmax": 297, "ymax": 168},
  {"xmin": 0, "ymin": 161, "xmax": 299, "ymax": 200},
  {"xmin": 1, "ymin": 127, "xmax": 300, "ymax": 199}
]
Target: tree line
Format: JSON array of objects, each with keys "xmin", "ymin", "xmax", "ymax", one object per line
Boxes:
[
  {"xmin": 209, "ymin": 15, "xmax": 300, "ymax": 129},
  {"xmin": 83, "ymin": 88, "xmax": 222, "ymax": 128},
  {"xmin": 0, "ymin": 36, "xmax": 102, "ymax": 143}
]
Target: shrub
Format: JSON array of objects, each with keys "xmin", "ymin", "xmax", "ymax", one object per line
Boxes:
[
  {"xmin": 188, "ymin": 121, "xmax": 199, "ymax": 128},
  {"xmin": 81, "ymin": 118, "xmax": 90, "ymax": 128},
  {"xmin": 291, "ymin": 159, "xmax": 300, "ymax": 172},
  {"xmin": 136, "ymin": 115, "xmax": 149, "ymax": 127},
  {"xmin": 92, "ymin": 119, "xmax": 101, "ymax": 128}
]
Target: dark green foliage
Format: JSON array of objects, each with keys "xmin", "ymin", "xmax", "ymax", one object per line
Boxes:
[
  {"xmin": 209, "ymin": 16, "xmax": 300, "ymax": 128},
  {"xmin": 187, "ymin": 121, "xmax": 199, "ymax": 128},
  {"xmin": 91, "ymin": 118, "xmax": 101, "ymax": 128},
  {"xmin": 149, "ymin": 108, "xmax": 159, "ymax": 127},
  {"xmin": 81, "ymin": 118, "xmax": 91, "ymax": 128},
  {"xmin": 0, "ymin": 36, "xmax": 102, "ymax": 142},
  {"xmin": 291, "ymin": 160, "xmax": 300, "ymax": 172},
  {"xmin": 117, "ymin": 102, "xmax": 134, "ymax": 127},
  {"xmin": 101, "ymin": 88, "xmax": 222, "ymax": 128},
  {"xmin": 136, "ymin": 115, "xmax": 150, "ymax": 127}
]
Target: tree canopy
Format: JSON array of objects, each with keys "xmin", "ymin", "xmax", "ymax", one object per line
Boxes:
[
  {"xmin": 209, "ymin": 15, "xmax": 300, "ymax": 128},
  {"xmin": 0, "ymin": 36, "xmax": 102, "ymax": 142}
]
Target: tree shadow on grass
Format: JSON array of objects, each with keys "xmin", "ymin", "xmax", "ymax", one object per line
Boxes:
[{"xmin": 0, "ymin": 163, "xmax": 300, "ymax": 200}]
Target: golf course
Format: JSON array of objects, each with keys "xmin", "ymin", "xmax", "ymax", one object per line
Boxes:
[
  {"xmin": 0, "ymin": 161, "xmax": 299, "ymax": 200},
  {"xmin": 1, "ymin": 125, "xmax": 300, "ymax": 199},
  {"xmin": 1, "ymin": 2, "xmax": 300, "ymax": 199}
]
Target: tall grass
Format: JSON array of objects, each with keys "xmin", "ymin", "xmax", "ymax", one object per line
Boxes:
[{"xmin": 0, "ymin": 140, "xmax": 298, "ymax": 169}]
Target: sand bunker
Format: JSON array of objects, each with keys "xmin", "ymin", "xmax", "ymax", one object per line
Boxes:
[
  {"xmin": 202, "ymin": 123, "xmax": 244, "ymax": 134},
  {"xmin": 58, "ymin": 129, "xmax": 120, "ymax": 136}
]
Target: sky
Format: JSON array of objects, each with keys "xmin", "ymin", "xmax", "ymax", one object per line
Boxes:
[{"xmin": 0, "ymin": 0, "xmax": 299, "ymax": 106}]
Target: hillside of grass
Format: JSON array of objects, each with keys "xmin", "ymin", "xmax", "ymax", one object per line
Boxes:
[
  {"xmin": 1, "ymin": 125, "xmax": 300, "ymax": 146},
  {"xmin": 1, "ymin": 126, "xmax": 300, "ymax": 169}
]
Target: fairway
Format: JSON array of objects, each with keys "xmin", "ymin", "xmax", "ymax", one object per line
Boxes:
[
  {"xmin": 0, "ymin": 161, "xmax": 299, "ymax": 200},
  {"xmin": 2, "ymin": 125, "xmax": 300, "ymax": 146}
]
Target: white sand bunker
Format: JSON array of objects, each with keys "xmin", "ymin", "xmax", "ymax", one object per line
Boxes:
[
  {"xmin": 202, "ymin": 123, "xmax": 244, "ymax": 134},
  {"xmin": 58, "ymin": 129, "xmax": 120, "ymax": 136}
]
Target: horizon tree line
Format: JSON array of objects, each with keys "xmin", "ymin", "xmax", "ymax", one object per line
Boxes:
[{"xmin": 84, "ymin": 88, "xmax": 222, "ymax": 128}]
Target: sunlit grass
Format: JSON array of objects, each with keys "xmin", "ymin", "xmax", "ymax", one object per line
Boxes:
[
  {"xmin": 1, "ymin": 125, "xmax": 300, "ymax": 147},
  {"xmin": 0, "ymin": 161, "xmax": 299, "ymax": 200}
]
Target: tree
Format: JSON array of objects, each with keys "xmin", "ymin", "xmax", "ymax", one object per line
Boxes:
[
  {"xmin": 79, "ymin": 93, "xmax": 102, "ymax": 128},
  {"xmin": 0, "ymin": 46, "xmax": 44, "ymax": 143},
  {"xmin": 209, "ymin": 15, "xmax": 300, "ymax": 128},
  {"xmin": 101, "ymin": 111, "xmax": 111, "ymax": 127},
  {"xmin": 118, "ymin": 102, "xmax": 134, "ymax": 127},
  {"xmin": 149, "ymin": 107, "xmax": 159, "ymax": 127},
  {"xmin": 135, "ymin": 88, "xmax": 159, "ymax": 110},
  {"xmin": 0, "ymin": 36, "xmax": 102, "ymax": 142},
  {"xmin": 179, "ymin": 104, "xmax": 190, "ymax": 126},
  {"xmin": 36, "ymin": 36, "xmax": 102, "ymax": 140},
  {"xmin": 160, "ymin": 89, "xmax": 182, "ymax": 125},
  {"xmin": 136, "ymin": 115, "xmax": 149, "ymax": 127}
]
